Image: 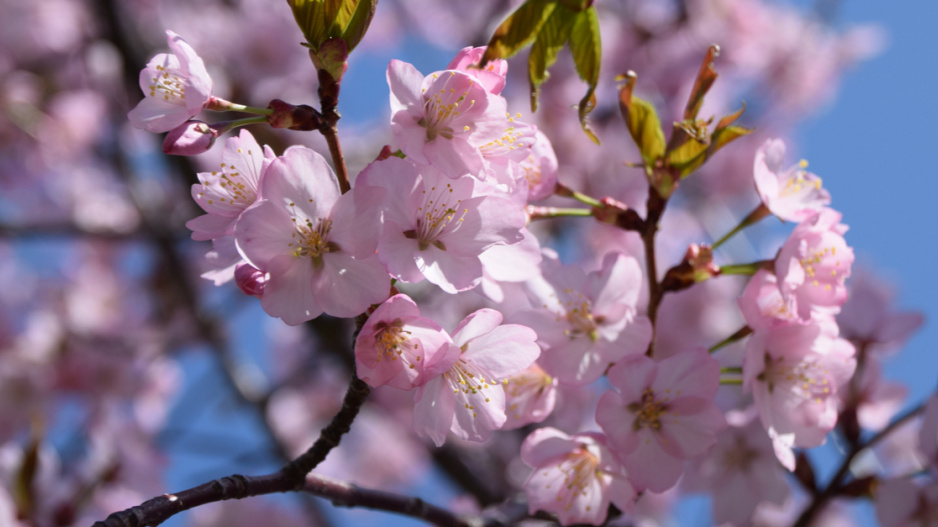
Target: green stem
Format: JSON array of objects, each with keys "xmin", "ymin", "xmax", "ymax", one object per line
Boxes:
[
  {"xmin": 720, "ymin": 260, "xmax": 773, "ymax": 276},
  {"xmin": 206, "ymin": 96, "xmax": 274, "ymax": 115},
  {"xmin": 553, "ymin": 183, "xmax": 602, "ymax": 207},
  {"xmin": 711, "ymin": 203, "xmax": 771, "ymax": 250},
  {"xmin": 719, "ymin": 378, "xmax": 742, "ymax": 385},
  {"xmin": 527, "ymin": 206, "xmax": 593, "ymax": 219},
  {"xmin": 720, "ymin": 366, "xmax": 743, "ymax": 374},
  {"xmin": 709, "ymin": 325, "xmax": 753, "ymax": 354}
]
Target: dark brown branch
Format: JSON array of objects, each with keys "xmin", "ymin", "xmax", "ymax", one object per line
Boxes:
[
  {"xmin": 304, "ymin": 473, "xmax": 481, "ymax": 527},
  {"xmin": 93, "ymin": 375, "xmax": 370, "ymax": 526},
  {"xmin": 792, "ymin": 401, "xmax": 927, "ymax": 527},
  {"xmin": 642, "ymin": 186, "xmax": 668, "ymax": 357}
]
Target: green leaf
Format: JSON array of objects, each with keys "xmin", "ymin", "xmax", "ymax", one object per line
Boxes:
[
  {"xmin": 482, "ymin": 0, "xmax": 555, "ymax": 64},
  {"xmin": 618, "ymin": 73, "xmax": 666, "ymax": 165},
  {"xmin": 528, "ymin": 7, "xmax": 574, "ymax": 112},
  {"xmin": 668, "ymin": 137, "xmax": 709, "ymax": 176},
  {"xmin": 569, "ymin": 7, "xmax": 601, "ymax": 144},
  {"xmin": 335, "ymin": 0, "xmax": 377, "ymax": 51},
  {"xmin": 711, "ymin": 124, "xmax": 753, "ymax": 153},
  {"xmin": 683, "ymin": 44, "xmax": 720, "ymax": 121}
]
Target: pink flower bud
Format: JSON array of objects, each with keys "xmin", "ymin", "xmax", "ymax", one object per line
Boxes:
[
  {"xmin": 234, "ymin": 263, "xmax": 267, "ymax": 297},
  {"xmin": 162, "ymin": 120, "xmax": 218, "ymax": 155}
]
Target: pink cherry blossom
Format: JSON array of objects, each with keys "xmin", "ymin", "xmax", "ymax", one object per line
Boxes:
[
  {"xmin": 446, "ymin": 46, "xmax": 507, "ymax": 95},
  {"xmin": 753, "ymin": 138, "xmax": 831, "ymax": 222},
  {"xmin": 595, "ymin": 348, "xmax": 726, "ymax": 493},
  {"xmin": 775, "ymin": 208, "xmax": 854, "ymax": 320},
  {"xmin": 837, "ymin": 268, "xmax": 924, "ymax": 354},
  {"xmin": 387, "ymin": 59, "xmax": 511, "ymax": 177},
  {"xmin": 235, "ymin": 146, "xmax": 390, "ymax": 325},
  {"xmin": 521, "ymin": 428, "xmax": 636, "ymax": 526},
  {"xmin": 354, "ymin": 294, "xmax": 455, "ymax": 390},
  {"xmin": 502, "ymin": 363, "xmax": 558, "ymax": 430},
  {"xmin": 743, "ymin": 322, "xmax": 856, "ymax": 467},
  {"xmin": 513, "ymin": 252, "xmax": 652, "ymax": 385},
  {"xmin": 186, "ymin": 129, "xmax": 273, "ymax": 241},
  {"xmin": 518, "ymin": 128, "xmax": 559, "ymax": 202},
  {"xmin": 683, "ymin": 409, "xmax": 789, "ymax": 526},
  {"xmin": 412, "ymin": 308, "xmax": 538, "ymax": 446},
  {"xmin": 849, "ymin": 360, "xmax": 907, "ymax": 431},
  {"xmin": 357, "ymin": 157, "xmax": 526, "ymax": 294},
  {"xmin": 127, "ymin": 30, "xmax": 213, "ymax": 133},
  {"xmin": 738, "ymin": 269, "xmax": 802, "ymax": 330}
]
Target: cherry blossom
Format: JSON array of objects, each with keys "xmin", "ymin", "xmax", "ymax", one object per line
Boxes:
[
  {"xmin": 235, "ymin": 146, "xmax": 390, "ymax": 324},
  {"xmin": 738, "ymin": 268, "xmax": 811, "ymax": 330},
  {"xmin": 128, "ymin": 30, "xmax": 213, "ymax": 133},
  {"xmin": 186, "ymin": 129, "xmax": 273, "ymax": 242},
  {"xmin": 357, "ymin": 157, "xmax": 526, "ymax": 294},
  {"xmin": 514, "ymin": 251, "xmax": 652, "ymax": 385},
  {"xmin": 837, "ymin": 269, "xmax": 925, "ymax": 354},
  {"xmin": 753, "ymin": 138, "xmax": 831, "ymax": 222},
  {"xmin": 446, "ymin": 46, "xmax": 507, "ymax": 95},
  {"xmin": 683, "ymin": 409, "xmax": 789, "ymax": 526},
  {"xmin": 413, "ymin": 308, "xmax": 538, "ymax": 446},
  {"xmin": 502, "ymin": 363, "xmax": 558, "ymax": 430},
  {"xmin": 775, "ymin": 208, "xmax": 855, "ymax": 320},
  {"xmin": 743, "ymin": 322, "xmax": 856, "ymax": 467},
  {"xmin": 595, "ymin": 348, "xmax": 725, "ymax": 493},
  {"xmin": 521, "ymin": 428, "xmax": 636, "ymax": 526},
  {"xmin": 354, "ymin": 294, "xmax": 455, "ymax": 390},
  {"xmin": 387, "ymin": 59, "xmax": 511, "ymax": 177}
]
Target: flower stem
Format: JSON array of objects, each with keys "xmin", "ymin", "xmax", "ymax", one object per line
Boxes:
[
  {"xmin": 719, "ymin": 378, "xmax": 742, "ymax": 385},
  {"xmin": 554, "ymin": 182, "xmax": 602, "ymax": 207},
  {"xmin": 711, "ymin": 203, "xmax": 771, "ymax": 250},
  {"xmin": 709, "ymin": 325, "xmax": 753, "ymax": 354},
  {"xmin": 527, "ymin": 206, "xmax": 593, "ymax": 219},
  {"xmin": 720, "ymin": 260, "xmax": 773, "ymax": 276},
  {"xmin": 206, "ymin": 96, "xmax": 274, "ymax": 115}
]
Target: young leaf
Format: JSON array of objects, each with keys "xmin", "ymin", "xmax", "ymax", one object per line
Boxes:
[
  {"xmin": 528, "ymin": 7, "xmax": 574, "ymax": 112},
  {"xmin": 618, "ymin": 72, "xmax": 666, "ymax": 166},
  {"xmin": 569, "ymin": 7, "xmax": 601, "ymax": 144},
  {"xmin": 482, "ymin": 0, "xmax": 556, "ymax": 64},
  {"xmin": 684, "ymin": 44, "xmax": 720, "ymax": 121}
]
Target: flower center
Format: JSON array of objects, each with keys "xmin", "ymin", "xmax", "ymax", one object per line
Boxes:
[
  {"xmin": 779, "ymin": 160, "xmax": 822, "ymax": 198},
  {"xmin": 288, "ymin": 215, "xmax": 336, "ymax": 264},
  {"xmin": 373, "ymin": 320, "xmax": 422, "ymax": 370},
  {"xmin": 421, "ymin": 71, "xmax": 476, "ymax": 140},
  {"xmin": 759, "ymin": 353, "xmax": 831, "ymax": 403},
  {"xmin": 405, "ymin": 183, "xmax": 467, "ymax": 251},
  {"xmin": 560, "ymin": 290, "xmax": 601, "ymax": 341},
  {"xmin": 445, "ymin": 358, "xmax": 502, "ymax": 419},
  {"xmin": 148, "ymin": 65, "xmax": 187, "ymax": 105},
  {"xmin": 553, "ymin": 447, "xmax": 601, "ymax": 512},
  {"xmin": 628, "ymin": 388, "xmax": 670, "ymax": 432}
]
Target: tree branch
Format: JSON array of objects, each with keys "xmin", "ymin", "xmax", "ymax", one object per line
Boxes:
[
  {"xmin": 304, "ymin": 473, "xmax": 483, "ymax": 527},
  {"xmin": 93, "ymin": 375, "xmax": 370, "ymax": 526},
  {"xmin": 792, "ymin": 401, "xmax": 927, "ymax": 527}
]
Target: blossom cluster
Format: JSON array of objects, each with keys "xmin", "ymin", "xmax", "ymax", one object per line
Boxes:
[
  {"xmin": 115, "ymin": 23, "xmax": 938, "ymax": 525},
  {"xmin": 3, "ymin": 1, "xmax": 927, "ymax": 526}
]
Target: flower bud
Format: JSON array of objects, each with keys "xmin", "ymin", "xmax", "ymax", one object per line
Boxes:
[
  {"xmin": 162, "ymin": 120, "xmax": 218, "ymax": 155},
  {"xmin": 234, "ymin": 263, "xmax": 267, "ymax": 297}
]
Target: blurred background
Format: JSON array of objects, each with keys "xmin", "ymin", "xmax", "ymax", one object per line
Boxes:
[{"xmin": 0, "ymin": 0, "xmax": 934, "ymax": 525}]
